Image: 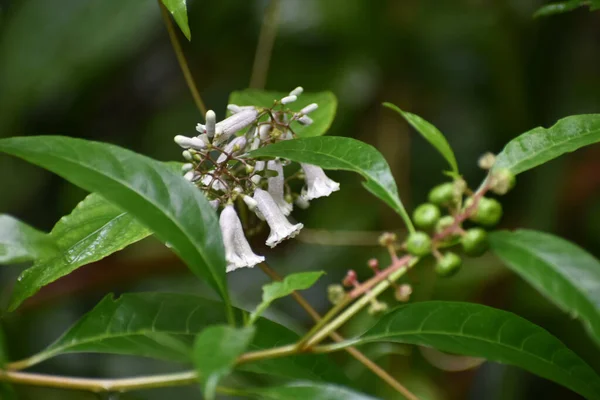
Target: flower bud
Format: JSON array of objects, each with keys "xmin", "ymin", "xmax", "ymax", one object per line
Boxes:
[
  {"xmin": 378, "ymin": 232, "xmax": 397, "ymax": 247},
  {"xmin": 289, "ymin": 86, "xmax": 304, "ymax": 96},
  {"xmin": 478, "ymin": 152, "xmax": 496, "ymax": 170},
  {"xmin": 300, "ymin": 103, "xmax": 318, "ymax": 114},
  {"xmin": 435, "ymin": 252, "xmax": 462, "ymax": 277},
  {"xmin": 205, "ymin": 110, "xmax": 216, "ymax": 138},
  {"xmin": 327, "ymin": 284, "xmax": 346, "ymax": 305},
  {"xmin": 298, "ymin": 116, "xmax": 313, "ymax": 125},
  {"xmin": 395, "ymin": 284, "xmax": 413, "ymax": 302},
  {"xmin": 412, "ymin": 203, "xmax": 441, "ymax": 230},
  {"xmin": 368, "ymin": 300, "xmax": 388, "ymax": 315},
  {"xmin": 181, "ymin": 163, "xmax": 193, "ymax": 173},
  {"xmin": 281, "ymin": 95, "xmax": 297, "ymax": 105},
  {"xmin": 489, "ymin": 168, "xmax": 516, "ymax": 195}
]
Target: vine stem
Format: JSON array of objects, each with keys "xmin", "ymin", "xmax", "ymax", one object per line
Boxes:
[
  {"xmin": 158, "ymin": 0, "xmax": 207, "ymax": 116},
  {"xmin": 249, "ymin": 0, "xmax": 280, "ymax": 89}
]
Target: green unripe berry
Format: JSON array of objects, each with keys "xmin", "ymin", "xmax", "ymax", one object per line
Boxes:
[
  {"xmin": 469, "ymin": 197, "xmax": 503, "ymax": 227},
  {"xmin": 428, "ymin": 183, "xmax": 454, "ymax": 206},
  {"xmin": 413, "ymin": 203, "xmax": 441, "ymax": 230},
  {"xmin": 435, "ymin": 252, "xmax": 462, "ymax": 277},
  {"xmin": 405, "ymin": 231, "xmax": 432, "ymax": 256},
  {"xmin": 461, "ymin": 228, "xmax": 488, "ymax": 257},
  {"xmin": 435, "ymin": 215, "xmax": 455, "ymax": 235}
]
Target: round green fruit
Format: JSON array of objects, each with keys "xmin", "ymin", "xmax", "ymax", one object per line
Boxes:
[
  {"xmin": 405, "ymin": 231, "xmax": 432, "ymax": 257},
  {"xmin": 470, "ymin": 197, "xmax": 503, "ymax": 227},
  {"xmin": 413, "ymin": 203, "xmax": 441, "ymax": 229},
  {"xmin": 461, "ymin": 228, "xmax": 488, "ymax": 257},
  {"xmin": 435, "ymin": 252, "xmax": 462, "ymax": 277},
  {"xmin": 428, "ymin": 183, "xmax": 454, "ymax": 206},
  {"xmin": 435, "ymin": 215, "xmax": 455, "ymax": 234}
]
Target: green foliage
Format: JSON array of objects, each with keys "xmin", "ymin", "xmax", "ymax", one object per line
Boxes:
[
  {"xmin": 249, "ymin": 271, "xmax": 324, "ymax": 324},
  {"xmin": 534, "ymin": 0, "xmax": 600, "ymax": 17},
  {"xmin": 228, "ymin": 90, "xmax": 337, "ymax": 138},
  {"xmin": 0, "ymin": 136, "xmax": 232, "ymax": 315},
  {"xmin": 490, "ymin": 230, "xmax": 600, "ymax": 346},
  {"xmin": 242, "ymin": 382, "xmax": 378, "ymax": 400},
  {"xmin": 161, "ymin": 0, "xmax": 191, "ymax": 40},
  {"xmin": 345, "ymin": 301, "xmax": 600, "ymax": 399},
  {"xmin": 0, "ymin": 215, "xmax": 57, "ymax": 265},
  {"xmin": 250, "ymin": 136, "xmax": 415, "ymax": 232},
  {"xmin": 494, "ymin": 114, "xmax": 600, "ymax": 175},
  {"xmin": 383, "ymin": 103, "xmax": 459, "ymax": 176},
  {"xmin": 193, "ymin": 325, "xmax": 255, "ymax": 400},
  {"xmin": 8, "ymin": 193, "xmax": 150, "ymax": 310}
]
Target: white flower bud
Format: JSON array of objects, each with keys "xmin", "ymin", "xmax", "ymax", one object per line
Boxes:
[
  {"xmin": 295, "ymin": 194, "xmax": 310, "ymax": 210},
  {"xmin": 216, "ymin": 136, "xmax": 247, "ymax": 164},
  {"xmin": 298, "ymin": 116, "xmax": 313, "ymax": 125},
  {"xmin": 196, "ymin": 123, "xmax": 206, "ymax": 134},
  {"xmin": 205, "ymin": 110, "xmax": 216, "ymax": 138},
  {"xmin": 227, "ymin": 104, "xmax": 241, "ymax": 114},
  {"xmin": 184, "ymin": 171, "xmax": 196, "ymax": 181},
  {"xmin": 301, "ymin": 164, "xmax": 340, "ymax": 200},
  {"xmin": 174, "ymin": 135, "xmax": 207, "ymax": 151},
  {"xmin": 253, "ymin": 189, "xmax": 303, "ymax": 248},
  {"xmin": 251, "ymin": 161, "xmax": 266, "ymax": 184},
  {"xmin": 201, "ymin": 173, "xmax": 228, "ymax": 192},
  {"xmin": 258, "ymin": 125, "xmax": 272, "ymax": 141},
  {"xmin": 219, "ymin": 205, "xmax": 265, "ymax": 272},
  {"xmin": 181, "ymin": 163, "xmax": 194, "ymax": 173},
  {"xmin": 289, "ymin": 86, "xmax": 304, "ymax": 96},
  {"xmin": 182, "ymin": 150, "xmax": 193, "ymax": 161},
  {"xmin": 243, "ymin": 195, "xmax": 258, "ymax": 211},
  {"xmin": 214, "ymin": 109, "xmax": 258, "ymax": 144},
  {"xmin": 267, "ymin": 160, "xmax": 293, "ymax": 216},
  {"xmin": 300, "ymin": 103, "xmax": 318, "ymax": 115},
  {"xmin": 280, "ymin": 95, "xmax": 297, "ymax": 105}
]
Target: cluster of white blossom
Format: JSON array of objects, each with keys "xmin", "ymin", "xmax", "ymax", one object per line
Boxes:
[{"xmin": 174, "ymin": 87, "xmax": 340, "ymax": 272}]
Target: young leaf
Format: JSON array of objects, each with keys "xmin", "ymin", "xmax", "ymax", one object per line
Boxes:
[
  {"xmin": 161, "ymin": 0, "xmax": 191, "ymax": 40},
  {"xmin": 193, "ymin": 325, "xmax": 255, "ymax": 400},
  {"xmin": 337, "ymin": 302, "xmax": 600, "ymax": 400},
  {"xmin": 17, "ymin": 293, "xmax": 347, "ymax": 384},
  {"xmin": 490, "ymin": 229, "xmax": 600, "ymax": 347},
  {"xmin": 534, "ymin": 0, "xmax": 600, "ymax": 17},
  {"xmin": 249, "ymin": 271, "xmax": 324, "ymax": 324},
  {"xmin": 9, "ymin": 193, "xmax": 151, "ymax": 310},
  {"xmin": 250, "ymin": 137, "xmax": 415, "ymax": 233},
  {"xmin": 494, "ymin": 114, "xmax": 600, "ymax": 175},
  {"xmin": 0, "ymin": 215, "xmax": 58, "ymax": 265},
  {"xmin": 228, "ymin": 90, "xmax": 337, "ymax": 138},
  {"xmin": 242, "ymin": 382, "xmax": 378, "ymax": 400},
  {"xmin": 383, "ymin": 102, "xmax": 459, "ymax": 176},
  {"xmin": 0, "ymin": 136, "xmax": 231, "ymax": 313}
]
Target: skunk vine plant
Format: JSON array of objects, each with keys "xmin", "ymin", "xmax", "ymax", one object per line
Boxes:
[{"xmin": 2, "ymin": 2, "xmax": 600, "ymax": 400}]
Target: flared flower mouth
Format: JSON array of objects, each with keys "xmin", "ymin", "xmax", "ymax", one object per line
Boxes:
[
  {"xmin": 253, "ymin": 189, "xmax": 303, "ymax": 248},
  {"xmin": 219, "ymin": 205, "xmax": 264, "ymax": 272},
  {"xmin": 300, "ymin": 163, "xmax": 340, "ymax": 200}
]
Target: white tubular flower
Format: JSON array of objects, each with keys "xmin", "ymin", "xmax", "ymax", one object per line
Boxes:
[
  {"xmin": 209, "ymin": 199, "xmax": 220, "ymax": 209},
  {"xmin": 205, "ymin": 110, "xmax": 216, "ymax": 138},
  {"xmin": 216, "ymin": 136, "xmax": 248, "ymax": 163},
  {"xmin": 196, "ymin": 123, "xmax": 205, "ymax": 134},
  {"xmin": 301, "ymin": 163, "xmax": 340, "ymax": 200},
  {"xmin": 298, "ymin": 116, "xmax": 313, "ymax": 125},
  {"xmin": 251, "ymin": 161, "xmax": 266, "ymax": 184},
  {"xmin": 174, "ymin": 135, "xmax": 207, "ymax": 151},
  {"xmin": 214, "ymin": 108, "xmax": 258, "ymax": 143},
  {"xmin": 281, "ymin": 95, "xmax": 297, "ymax": 105},
  {"xmin": 219, "ymin": 205, "xmax": 265, "ymax": 272},
  {"xmin": 267, "ymin": 160, "xmax": 293, "ymax": 216},
  {"xmin": 253, "ymin": 189, "xmax": 303, "ymax": 248},
  {"xmin": 290, "ymin": 86, "xmax": 303, "ymax": 96},
  {"xmin": 300, "ymin": 103, "xmax": 318, "ymax": 114},
  {"xmin": 201, "ymin": 174, "xmax": 227, "ymax": 192}
]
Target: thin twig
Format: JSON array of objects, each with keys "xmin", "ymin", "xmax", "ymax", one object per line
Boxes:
[
  {"xmin": 249, "ymin": 0, "xmax": 281, "ymax": 89},
  {"xmin": 158, "ymin": 1, "xmax": 207, "ymax": 116}
]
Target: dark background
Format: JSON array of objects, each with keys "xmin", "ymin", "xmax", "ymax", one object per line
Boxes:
[{"xmin": 1, "ymin": 0, "xmax": 600, "ymax": 399}]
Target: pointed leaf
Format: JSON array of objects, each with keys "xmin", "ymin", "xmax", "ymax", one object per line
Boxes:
[
  {"xmin": 243, "ymin": 382, "xmax": 377, "ymax": 400},
  {"xmin": 338, "ymin": 302, "xmax": 600, "ymax": 400},
  {"xmin": 161, "ymin": 0, "xmax": 191, "ymax": 40},
  {"xmin": 490, "ymin": 229, "xmax": 600, "ymax": 346},
  {"xmin": 250, "ymin": 271, "xmax": 324, "ymax": 323},
  {"xmin": 534, "ymin": 0, "xmax": 600, "ymax": 17},
  {"xmin": 0, "ymin": 215, "xmax": 58, "ymax": 265},
  {"xmin": 383, "ymin": 103, "xmax": 459, "ymax": 176},
  {"xmin": 494, "ymin": 114, "xmax": 600, "ymax": 175},
  {"xmin": 0, "ymin": 136, "xmax": 230, "ymax": 310},
  {"xmin": 9, "ymin": 193, "xmax": 151, "ymax": 310},
  {"xmin": 228, "ymin": 90, "xmax": 337, "ymax": 138},
  {"xmin": 194, "ymin": 325, "xmax": 255, "ymax": 400},
  {"xmin": 250, "ymin": 136, "xmax": 415, "ymax": 232}
]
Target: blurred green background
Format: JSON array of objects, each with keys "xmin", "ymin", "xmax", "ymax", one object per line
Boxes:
[{"xmin": 1, "ymin": 0, "xmax": 600, "ymax": 399}]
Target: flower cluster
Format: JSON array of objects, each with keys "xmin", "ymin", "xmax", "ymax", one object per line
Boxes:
[{"xmin": 174, "ymin": 87, "xmax": 340, "ymax": 272}]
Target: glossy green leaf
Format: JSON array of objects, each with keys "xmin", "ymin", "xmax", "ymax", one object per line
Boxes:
[
  {"xmin": 383, "ymin": 102, "xmax": 459, "ymax": 176},
  {"xmin": 21, "ymin": 293, "xmax": 347, "ymax": 384},
  {"xmin": 0, "ymin": 215, "xmax": 58, "ymax": 265},
  {"xmin": 490, "ymin": 229, "xmax": 600, "ymax": 346},
  {"xmin": 250, "ymin": 137, "xmax": 414, "ymax": 232},
  {"xmin": 161, "ymin": 0, "xmax": 191, "ymax": 40},
  {"xmin": 249, "ymin": 271, "xmax": 324, "ymax": 324},
  {"xmin": 243, "ymin": 382, "xmax": 377, "ymax": 400},
  {"xmin": 494, "ymin": 114, "xmax": 600, "ymax": 175},
  {"xmin": 228, "ymin": 90, "xmax": 337, "ymax": 138},
  {"xmin": 9, "ymin": 193, "xmax": 151, "ymax": 310},
  {"xmin": 0, "ymin": 136, "xmax": 230, "ymax": 311},
  {"xmin": 534, "ymin": 0, "xmax": 600, "ymax": 17},
  {"xmin": 194, "ymin": 325, "xmax": 255, "ymax": 400},
  {"xmin": 335, "ymin": 301, "xmax": 600, "ymax": 400}
]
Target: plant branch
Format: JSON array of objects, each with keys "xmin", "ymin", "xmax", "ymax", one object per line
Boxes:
[
  {"xmin": 158, "ymin": 0, "xmax": 207, "ymax": 116},
  {"xmin": 249, "ymin": 0, "xmax": 280, "ymax": 89}
]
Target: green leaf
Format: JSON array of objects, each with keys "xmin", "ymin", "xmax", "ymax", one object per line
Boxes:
[
  {"xmin": 250, "ymin": 136, "xmax": 415, "ymax": 232},
  {"xmin": 0, "ymin": 136, "xmax": 230, "ymax": 314},
  {"xmin": 494, "ymin": 114, "xmax": 600, "ymax": 175},
  {"xmin": 161, "ymin": 0, "xmax": 191, "ymax": 40},
  {"xmin": 490, "ymin": 229, "xmax": 600, "ymax": 346},
  {"xmin": 383, "ymin": 102, "xmax": 459, "ymax": 176},
  {"xmin": 249, "ymin": 271, "xmax": 324, "ymax": 324},
  {"xmin": 338, "ymin": 301, "xmax": 600, "ymax": 400},
  {"xmin": 194, "ymin": 325, "xmax": 255, "ymax": 400},
  {"xmin": 21, "ymin": 293, "xmax": 347, "ymax": 384},
  {"xmin": 9, "ymin": 193, "xmax": 151, "ymax": 310},
  {"xmin": 0, "ymin": 328, "xmax": 16, "ymax": 400},
  {"xmin": 0, "ymin": 215, "xmax": 58, "ymax": 265},
  {"xmin": 534, "ymin": 0, "xmax": 600, "ymax": 17},
  {"xmin": 228, "ymin": 90, "xmax": 337, "ymax": 138},
  {"xmin": 242, "ymin": 382, "xmax": 377, "ymax": 400}
]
